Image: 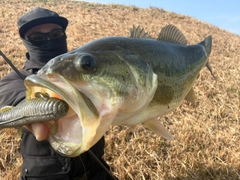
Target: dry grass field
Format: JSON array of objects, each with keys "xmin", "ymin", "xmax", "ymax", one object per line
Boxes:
[{"xmin": 0, "ymin": 0, "xmax": 239, "ymax": 179}]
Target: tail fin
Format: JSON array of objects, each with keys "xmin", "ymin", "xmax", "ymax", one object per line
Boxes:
[
  {"xmin": 201, "ymin": 35, "xmax": 212, "ymax": 56},
  {"xmin": 200, "ymin": 36, "xmax": 216, "ymax": 79},
  {"xmin": 206, "ymin": 61, "xmax": 216, "ymax": 79}
]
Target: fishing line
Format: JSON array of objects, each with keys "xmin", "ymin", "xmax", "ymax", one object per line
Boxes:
[
  {"xmin": 79, "ymin": 156, "xmax": 88, "ymax": 179},
  {"xmin": 88, "ymin": 150, "xmax": 117, "ymax": 180},
  {"xmin": 0, "ymin": 50, "xmax": 25, "ymax": 80}
]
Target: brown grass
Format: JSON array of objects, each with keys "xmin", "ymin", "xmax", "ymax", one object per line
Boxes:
[{"xmin": 0, "ymin": 1, "xmax": 239, "ymax": 179}]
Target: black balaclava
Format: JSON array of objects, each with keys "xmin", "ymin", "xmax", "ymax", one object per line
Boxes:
[
  {"xmin": 22, "ymin": 36, "xmax": 68, "ymax": 66},
  {"xmin": 18, "ymin": 7, "xmax": 69, "ymax": 66}
]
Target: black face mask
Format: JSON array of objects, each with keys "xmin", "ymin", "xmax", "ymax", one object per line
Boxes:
[{"xmin": 22, "ymin": 37, "xmax": 68, "ymax": 65}]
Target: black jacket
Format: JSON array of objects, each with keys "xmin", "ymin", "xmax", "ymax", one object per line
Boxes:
[{"xmin": 0, "ymin": 59, "xmax": 106, "ymax": 179}]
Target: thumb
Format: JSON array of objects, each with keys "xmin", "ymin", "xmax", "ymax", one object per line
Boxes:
[{"xmin": 31, "ymin": 123, "xmax": 49, "ymax": 141}]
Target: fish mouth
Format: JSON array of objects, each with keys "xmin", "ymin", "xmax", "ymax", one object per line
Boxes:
[{"xmin": 24, "ymin": 73, "xmax": 100, "ymax": 157}]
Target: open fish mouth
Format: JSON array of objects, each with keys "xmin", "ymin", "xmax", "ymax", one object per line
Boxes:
[{"xmin": 24, "ymin": 73, "xmax": 100, "ymax": 157}]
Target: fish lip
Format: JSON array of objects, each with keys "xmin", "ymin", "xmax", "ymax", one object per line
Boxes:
[
  {"xmin": 24, "ymin": 73, "xmax": 85, "ymax": 156},
  {"xmin": 25, "ymin": 74, "xmax": 77, "ymax": 104}
]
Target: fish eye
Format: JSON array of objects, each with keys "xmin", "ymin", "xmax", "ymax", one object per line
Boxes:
[{"xmin": 75, "ymin": 54, "xmax": 97, "ymax": 73}]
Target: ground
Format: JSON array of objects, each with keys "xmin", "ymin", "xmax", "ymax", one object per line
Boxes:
[{"xmin": 0, "ymin": 1, "xmax": 239, "ymax": 179}]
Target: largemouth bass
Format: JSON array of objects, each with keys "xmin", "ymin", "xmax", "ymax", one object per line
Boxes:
[{"xmin": 1, "ymin": 24, "xmax": 213, "ymax": 157}]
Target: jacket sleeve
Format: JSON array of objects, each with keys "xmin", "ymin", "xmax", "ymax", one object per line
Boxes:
[{"xmin": 0, "ymin": 71, "xmax": 27, "ymax": 108}]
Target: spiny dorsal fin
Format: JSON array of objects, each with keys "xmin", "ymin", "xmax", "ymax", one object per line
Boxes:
[
  {"xmin": 129, "ymin": 25, "xmax": 151, "ymax": 38},
  {"xmin": 158, "ymin": 24, "xmax": 188, "ymax": 45}
]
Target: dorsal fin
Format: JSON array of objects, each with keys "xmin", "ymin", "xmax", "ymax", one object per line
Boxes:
[
  {"xmin": 158, "ymin": 24, "xmax": 188, "ymax": 45},
  {"xmin": 129, "ymin": 25, "xmax": 151, "ymax": 38}
]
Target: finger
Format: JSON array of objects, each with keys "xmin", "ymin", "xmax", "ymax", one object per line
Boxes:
[{"xmin": 31, "ymin": 123, "xmax": 50, "ymax": 141}]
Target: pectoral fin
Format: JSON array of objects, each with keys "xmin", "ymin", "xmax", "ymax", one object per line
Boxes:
[{"xmin": 143, "ymin": 119, "xmax": 173, "ymax": 140}]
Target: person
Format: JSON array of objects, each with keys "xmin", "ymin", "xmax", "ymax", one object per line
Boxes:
[{"xmin": 0, "ymin": 7, "xmax": 116, "ymax": 180}]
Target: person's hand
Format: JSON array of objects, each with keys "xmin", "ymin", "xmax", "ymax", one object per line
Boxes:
[{"xmin": 24, "ymin": 123, "xmax": 50, "ymax": 141}]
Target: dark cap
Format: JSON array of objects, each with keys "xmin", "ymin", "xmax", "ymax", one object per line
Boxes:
[{"xmin": 18, "ymin": 7, "xmax": 68, "ymax": 38}]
